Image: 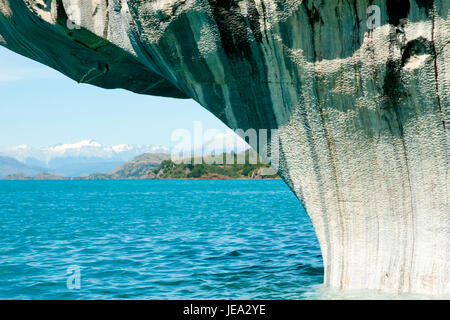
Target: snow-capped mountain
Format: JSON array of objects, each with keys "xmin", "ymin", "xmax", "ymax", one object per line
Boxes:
[{"xmin": 0, "ymin": 140, "xmax": 169, "ymax": 177}]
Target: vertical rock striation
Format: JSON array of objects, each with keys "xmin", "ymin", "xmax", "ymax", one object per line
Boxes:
[{"xmin": 0, "ymin": 1, "xmax": 448, "ymax": 295}]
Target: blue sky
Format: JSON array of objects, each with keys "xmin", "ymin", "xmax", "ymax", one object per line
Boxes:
[{"xmin": 0, "ymin": 45, "xmax": 230, "ymax": 148}]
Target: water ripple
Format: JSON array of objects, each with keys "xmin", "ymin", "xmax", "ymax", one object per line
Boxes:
[{"xmin": 0, "ymin": 180, "xmax": 323, "ymax": 299}]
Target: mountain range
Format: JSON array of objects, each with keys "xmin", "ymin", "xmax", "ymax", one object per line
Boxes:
[
  {"xmin": 82, "ymin": 153, "xmax": 171, "ymax": 180},
  {"xmin": 0, "ymin": 140, "xmax": 169, "ymax": 177},
  {"xmin": 0, "ymin": 155, "xmax": 47, "ymax": 178}
]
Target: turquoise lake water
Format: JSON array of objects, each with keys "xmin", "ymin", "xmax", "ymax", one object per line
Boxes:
[{"xmin": 0, "ymin": 180, "xmax": 323, "ymax": 299}]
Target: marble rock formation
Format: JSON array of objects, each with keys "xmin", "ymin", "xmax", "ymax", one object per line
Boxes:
[{"xmin": 0, "ymin": 0, "xmax": 448, "ymax": 296}]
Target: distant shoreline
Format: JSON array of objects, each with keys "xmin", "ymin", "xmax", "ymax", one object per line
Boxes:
[{"xmin": 1, "ymin": 151, "xmax": 280, "ymax": 181}]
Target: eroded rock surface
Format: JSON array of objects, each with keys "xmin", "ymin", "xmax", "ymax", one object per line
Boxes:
[{"xmin": 1, "ymin": 0, "xmax": 448, "ymax": 295}]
